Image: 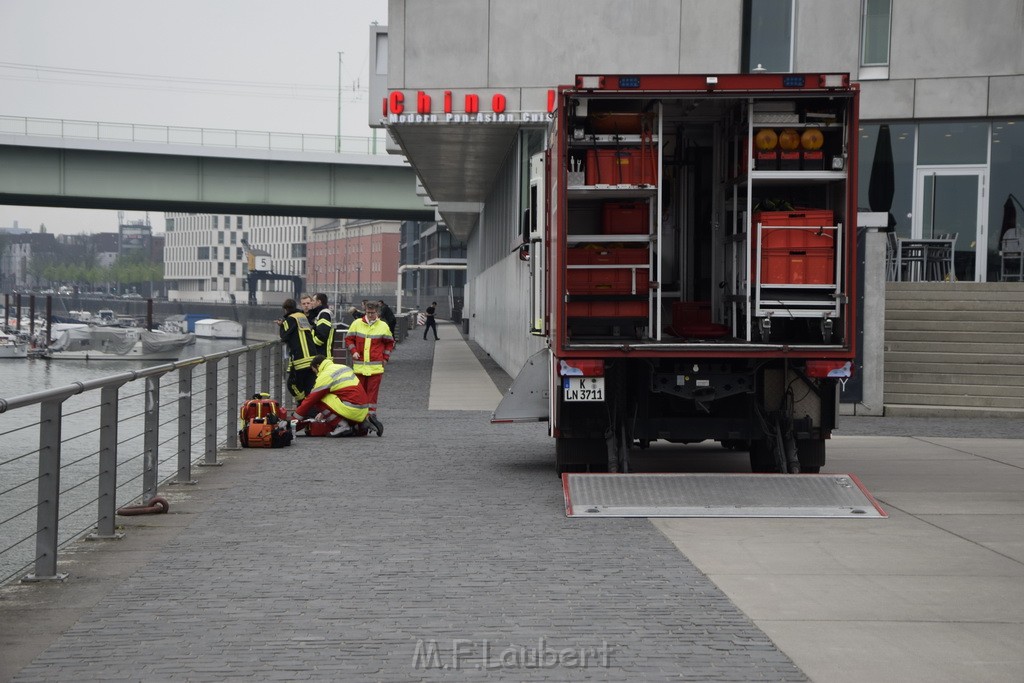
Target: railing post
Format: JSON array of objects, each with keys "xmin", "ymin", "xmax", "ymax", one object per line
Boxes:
[
  {"xmin": 245, "ymin": 349, "xmax": 256, "ymax": 400},
  {"xmin": 203, "ymin": 358, "xmax": 222, "ymax": 463},
  {"xmin": 91, "ymin": 383, "xmax": 125, "ymax": 540},
  {"xmin": 272, "ymin": 344, "xmax": 285, "ymax": 405},
  {"xmin": 24, "ymin": 397, "xmax": 67, "ymax": 581},
  {"xmin": 174, "ymin": 366, "xmax": 196, "ymax": 484},
  {"xmin": 143, "ymin": 375, "xmax": 160, "ymax": 502},
  {"xmin": 226, "ymin": 353, "xmax": 240, "ymax": 450}
]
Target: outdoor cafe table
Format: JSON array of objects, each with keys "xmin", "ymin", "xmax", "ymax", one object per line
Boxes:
[{"xmin": 895, "ymin": 237, "xmax": 956, "ymax": 281}]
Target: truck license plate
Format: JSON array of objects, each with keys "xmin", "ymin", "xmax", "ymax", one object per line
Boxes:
[{"xmin": 563, "ymin": 377, "xmax": 605, "ymax": 401}]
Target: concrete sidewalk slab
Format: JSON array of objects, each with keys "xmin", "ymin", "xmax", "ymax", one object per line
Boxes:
[
  {"xmin": 426, "ymin": 328, "xmax": 502, "ymax": 411},
  {"xmin": 654, "ymin": 434, "xmax": 1024, "ymax": 683}
]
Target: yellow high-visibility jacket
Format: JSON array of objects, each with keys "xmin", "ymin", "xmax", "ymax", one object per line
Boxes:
[{"xmin": 344, "ymin": 316, "xmax": 395, "ymax": 376}]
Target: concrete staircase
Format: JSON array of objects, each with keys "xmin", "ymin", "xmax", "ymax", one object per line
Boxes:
[{"xmin": 884, "ymin": 282, "xmax": 1024, "ymax": 418}]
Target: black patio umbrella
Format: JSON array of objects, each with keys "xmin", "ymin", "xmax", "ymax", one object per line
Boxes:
[{"xmin": 867, "ymin": 124, "xmax": 896, "ymax": 230}]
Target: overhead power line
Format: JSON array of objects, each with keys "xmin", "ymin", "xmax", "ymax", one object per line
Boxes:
[{"xmin": 0, "ymin": 61, "xmax": 369, "ymax": 96}]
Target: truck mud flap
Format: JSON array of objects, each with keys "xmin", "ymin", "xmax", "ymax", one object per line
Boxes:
[{"xmin": 491, "ymin": 349, "xmax": 550, "ymax": 423}]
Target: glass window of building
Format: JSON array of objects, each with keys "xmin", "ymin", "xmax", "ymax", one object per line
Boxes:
[
  {"xmin": 742, "ymin": 0, "xmax": 793, "ymax": 73},
  {"xmin": 917, "ymin": 122, "xmax": 989, "ymax": 165},
  {"xmin": 861, "ymin": 0, "xmax": 891, "ymax": 66}
]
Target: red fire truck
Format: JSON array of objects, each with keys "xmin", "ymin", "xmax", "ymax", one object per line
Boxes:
[{"xmin": 493, "ymin": 73, "xmax": 859, "ymax": 475}]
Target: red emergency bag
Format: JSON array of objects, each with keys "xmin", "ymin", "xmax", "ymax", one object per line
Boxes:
[{"xmin": 238, "ymin": 394, "xmax": 293, "ymax": 448}]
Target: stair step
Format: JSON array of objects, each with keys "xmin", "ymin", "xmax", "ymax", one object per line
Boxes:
[
  {"xmin": 884, "ymin": 340, "xmax": 1024, "ymax": 354},
  {"xmin": 884, "ymin": 309, "xmax": 1024, "ymax": 323},
  {"xmin": 886, "ymin": 371, "xmax": 1024, "ymax": 387},
  {"xmin": 884, "ymin": 330, "xmax": 1024, "ymax": 343},
  {"xmin": 887, "ymin": 282, "xmax": 1024, "ymax": 295},
  {"xmin": 886, "ymin": 298, "xmax": 1024, "ymax": 311},
  {"xmin": 883, "ymin": 361, "xmax": 1024, "ymax": 376},
  {"xmin": 885, "ymin": 319, "xmax": 1024, "ymax": 333},
  {"xmin": 886, "ymin": 351, "xmax": 1024, "ymax": 365},
  {"xmin": 882, "ymin": 392, "xmax": 1024, "ymax": 409},
  {"xmin": 882, "ymin": 381, "xmax": 1024, "ymax": 398},
  {"xmin": 883, "ymin": 404, "xmax": 1024, "ymax": 419}
]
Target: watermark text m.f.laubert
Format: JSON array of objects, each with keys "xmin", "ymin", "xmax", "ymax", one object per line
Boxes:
[{"xmin": 412, "ymin": 637, "xmax": 611, "ymax": 670}]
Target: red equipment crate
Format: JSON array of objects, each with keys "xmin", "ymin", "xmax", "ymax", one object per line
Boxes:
[
  {"xmin": 761, "ymin": 226, "xmax": 835, "ymax": 250},
  {"xmin": 566, "ymin": 267, "xmax": 650, "ymax": 295},
  {"xmin": 752, "ymin": 211, "xmax": 836, "ymax": 285},
  {"xmin": 585, "ymin": 148, "xmax": 656, "ymax": 185},
  {"xmin": 760, "ymin": 248, "xmax": 835, "ymax": 284},
  {"xmin": 566, "ymin": 246, "xmax": 648, "ymax": 265},
  {"xmin": 602, "ymin": 201, "xmax": 649, "ymax": 235},
  {"xmin": 754, "ymin": 210, "xmax": 834, "ymax": 227},
  {"xmin": 567, "ymin": 301, "xmax": 648, "ymax": 318}
]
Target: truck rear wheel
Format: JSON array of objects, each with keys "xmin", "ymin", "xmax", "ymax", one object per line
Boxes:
[
  {"xmin": 555, "ymin": 437, "xmax": 605, "ymax": 476},
  {"xmin": 796, "ymin": 438, "xmax": 826, "ymax": 473},
  {"xmin": 749, "ymin": 439, "xmax": 774, "ymax": 473}
]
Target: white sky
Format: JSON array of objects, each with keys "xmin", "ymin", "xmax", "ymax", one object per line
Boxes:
[{"xmin": 0, "ymin": 0, "xmax": 389, "ymax": 235}]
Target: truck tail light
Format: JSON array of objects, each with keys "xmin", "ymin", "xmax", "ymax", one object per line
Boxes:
[
  {"xmin": 805, "ymin": 360, "xmax": 853, "ymax": 378},
  {"xmin": 559, "ymin": 359, "xmax": 605, "ymax": 377},
  {"xmin": 577, "ymin": 76, "xmax": 605, "ymax": 90}
]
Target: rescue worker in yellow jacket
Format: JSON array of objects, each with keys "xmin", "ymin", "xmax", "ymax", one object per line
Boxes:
[
  {"xmin": 294, "ymin": 355, "xmax": 383, "ymax": 437},
  {"xmin": 344, "ymin": 301, "xmax": 395, "ymax": 413},
  {"xmin": 276, "ymin": 298, "xmax": 316, "ymax": 400}
]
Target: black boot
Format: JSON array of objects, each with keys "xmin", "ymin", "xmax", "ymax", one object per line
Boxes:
[{"xmin": 367, "ymin": 413, "xmax": 384, "ymax": 437}]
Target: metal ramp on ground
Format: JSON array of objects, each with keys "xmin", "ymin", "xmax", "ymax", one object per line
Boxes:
[{"xmin": 562, "ymin": 473, "xmax": 887, "ymax": 518}]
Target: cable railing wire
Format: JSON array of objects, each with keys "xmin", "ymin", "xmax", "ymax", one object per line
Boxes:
[
  {"xmin": 0, "ymin": 339, "xmax": 281, "ymax": 585},
  {"xmin": 0, "ymin": 449, "xmax": 42, "ymax": 468}
]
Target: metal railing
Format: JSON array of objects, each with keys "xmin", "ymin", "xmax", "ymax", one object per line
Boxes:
[
  {"xmin": 0, "ymin": 114, "xmax": 387, "ymax": 156},
  {"xmin": 0, "ymin": 340, "xmax": 285, "ymax": 586}
]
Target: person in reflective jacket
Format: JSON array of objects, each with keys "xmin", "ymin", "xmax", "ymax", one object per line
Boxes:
[
  {"xmin": 344, "ymin": 301, "xmax": 395, "ymax": 414},
  {"xmin": 276, "ymin": 298, "xmax": 316, "ymax": 400},
  {"xmin": 307, "ymin": 292, "xmax": 335, "ymax": 357},
  {"xmin": 294, "ymin": 355, "xmax": 383, "ymax": 437}
]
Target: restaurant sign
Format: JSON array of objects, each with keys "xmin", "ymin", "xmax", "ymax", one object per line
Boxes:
[{"xmin": 384, "ymin": 89, "xmax": 556, "ymax": 124}]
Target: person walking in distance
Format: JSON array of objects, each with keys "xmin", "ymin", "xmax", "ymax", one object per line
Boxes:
[
  {"xmin": 293, "ymin": 355, "xmax": 383, "ymax": 437},
  {"xmin": 423, "ymin": 301, "xmax": 439, "ymax": 340},
  {"xmin": 344, "ymin": 301, "xmax": 394, "ymax": 414},
  {"xmin": 276, "ymin": 298, "xmax": 316, "ymax": 400}
]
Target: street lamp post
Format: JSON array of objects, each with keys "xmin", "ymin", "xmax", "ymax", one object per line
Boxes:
[
  {"xmin": 334, "ymin": 266, "xmax": 340, "ymax": 310},
  {"xmin": 356, "ymin": 264, "xmax": 361, "ymax": 300}
]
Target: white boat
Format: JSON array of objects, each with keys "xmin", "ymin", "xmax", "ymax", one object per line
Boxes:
[
  {"xmin": 0, "ymin": 330, "xmax": 28, "ymax": 359},
  {"xmin": 46, "ymin": 327, "xmax": 195, "ymax": 361},
  {"xmin": 194, "ymin": 318, "xmax": 243, "ymax": 340}
]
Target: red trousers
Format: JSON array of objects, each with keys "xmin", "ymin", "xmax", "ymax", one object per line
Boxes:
[{"xmin": 358, "ymin": 373, "xmax": 383, "ymax": 412}]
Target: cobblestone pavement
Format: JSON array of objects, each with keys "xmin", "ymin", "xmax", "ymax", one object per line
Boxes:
[{"xmin": 10, "ymin": 332, "xmax": 807, "ymax": 682}]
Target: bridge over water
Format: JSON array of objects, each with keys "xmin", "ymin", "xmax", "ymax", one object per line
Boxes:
[{"xmin": 0, "ymin": 115, "xmax": 434, "ymax": 221}]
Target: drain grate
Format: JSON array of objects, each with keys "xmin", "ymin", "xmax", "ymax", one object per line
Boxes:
[{"xmin": 563, "ymin": 473, "xmax": 887, "ymax": 518}]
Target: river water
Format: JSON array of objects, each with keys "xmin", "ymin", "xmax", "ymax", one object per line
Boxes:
[{"xmin": 0, "ymin": 338, "xmax": 255, "ymax": 584}]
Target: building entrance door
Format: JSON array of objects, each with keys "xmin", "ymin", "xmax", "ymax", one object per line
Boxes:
[{"xmin": 914, "ymin": 168, "xmax": 988, "ymax": 281}]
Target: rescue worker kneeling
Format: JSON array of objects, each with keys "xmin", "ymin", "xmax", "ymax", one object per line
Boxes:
[{"xmin": 293, "ymin": 355, "xmax": 384, "ymax": 437}]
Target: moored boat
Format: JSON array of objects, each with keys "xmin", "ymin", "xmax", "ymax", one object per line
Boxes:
[
  {"xmin": 0, "ymin": 330, "xmax": 28, "ymax": 359},
  {"xmin": 46, "ymin": 327, "xmax": 195, "ymax": 361}
]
